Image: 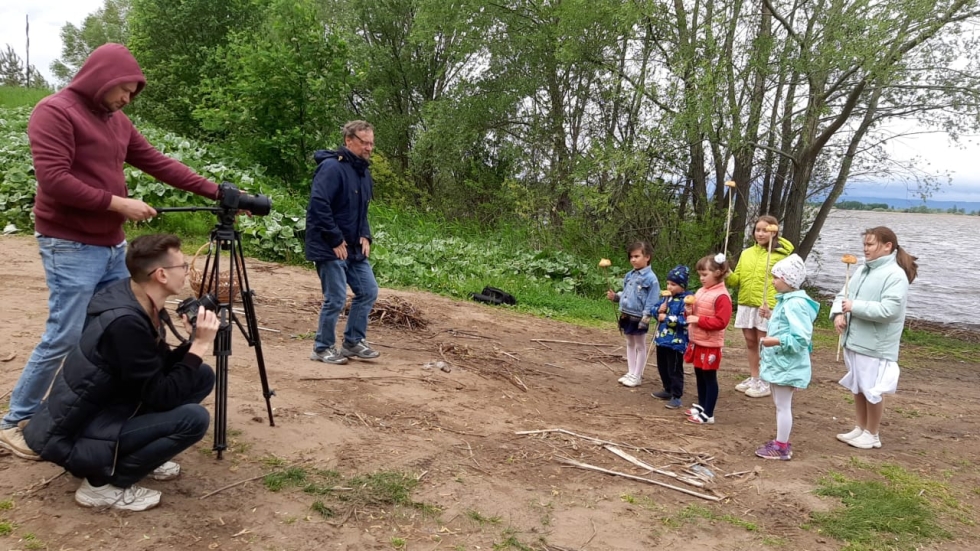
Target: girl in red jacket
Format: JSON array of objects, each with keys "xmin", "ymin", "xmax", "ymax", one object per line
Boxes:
[{"xmin": 685, "ymin": 253, "xmax": 733, "ymax": 425}]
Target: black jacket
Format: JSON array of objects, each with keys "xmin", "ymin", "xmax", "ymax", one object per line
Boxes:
[
  {"xmin": 23, "ymin": 279, "xmax": 214, "ymax": 479},
  {"xmin": 304, "ymin": 147, "xmax": 373, "ymax": 262}
]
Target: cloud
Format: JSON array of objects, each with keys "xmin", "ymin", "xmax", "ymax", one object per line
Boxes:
[{"xmin": 1, "ymin": 1, "xmax": 106, "ymax": 84}]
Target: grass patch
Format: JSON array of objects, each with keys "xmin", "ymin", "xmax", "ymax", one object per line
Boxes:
[
  {"xmin": 900, "ymin": 327, "xmax": 976, "ymax": 365},
  {"xmin": 310, "ymin": 500, "xmax": 334, "ymax": 518},
  {"xmin": 263, "ymin": 467, "xmax": 308, "ymax": 491},
  {"xmin": 0, "ymin": 500, "xmax": 12, "ymax": 511},
  {"xmin": 675, "ymin": 505, "xmax": 758, "ymax": 531},
  {"xmin": 21, "ymin": 533, "xmax": 44, "ymax": 550},
  {"xmin": 466, "ymin": 509, "xmax": 503, "ymax": 525},
  {"xmin": 0, "ymin": 86, "xmax": 50, "ymax": 108},
  {"xmin": 811, "ymin": 463, "xmax": 955, "ymax": 550},
  {"xmin": 0, "ymin": 521, "xmax": 13, "ymax": 536}
]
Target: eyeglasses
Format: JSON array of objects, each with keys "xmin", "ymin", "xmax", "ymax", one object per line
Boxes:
[
  {"xmin": 148, "ymin": 263, "xmax": 189, "ymax": 277},
  {"xmin": 352, "ymin": 134, "xmax": 375, "ymax": 148}
]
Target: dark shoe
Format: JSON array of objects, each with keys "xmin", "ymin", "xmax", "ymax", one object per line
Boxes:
[
  {"xmin": 665, "ymin": 398, "xmax": 683, "ymax": 409},
  {"xmin": 342, "ymin": 339, "xmax": 380, "ymax": 359},
  {"xmin": 310, "ymin": 348, "xmax": 349, "ymax": 365},
  {"xmin": 651, "ymin": 390, "xmax": 671, "ymax": 400}
]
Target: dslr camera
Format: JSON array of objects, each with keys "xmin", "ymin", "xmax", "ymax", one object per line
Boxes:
[
  {"xmin": 218, "ymin": 182, "xmax": 272, "ymax": 216},
  {"xmin": 175, "ymin": 293, "xmax": 220, "ymax": 327}
]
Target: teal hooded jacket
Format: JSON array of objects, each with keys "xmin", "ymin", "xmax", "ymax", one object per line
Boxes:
[
  {"xmin": 759, "ymin": 290, "xmax": 819, "ymax": 389},
  {"xmin": 830, "ymin": 252, "xmax": 909, "ymax": 362}
]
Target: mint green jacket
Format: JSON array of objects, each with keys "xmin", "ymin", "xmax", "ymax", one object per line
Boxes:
[
  {"xmin": 760, "ymin": 290, "xmax": 819, "ymax": 389},
  {"xmin": 830, "ymin": 252, "xmax": 909, "ymax": 362}
]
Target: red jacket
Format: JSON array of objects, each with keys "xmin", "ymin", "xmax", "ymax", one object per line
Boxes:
[{"xmin": 28, "ymin": 43, "xmax": 218, "ymax": 246}]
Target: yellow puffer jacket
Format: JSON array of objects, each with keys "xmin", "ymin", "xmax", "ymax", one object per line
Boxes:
[{"xmin": 725, "ymin": 236, "xmax": 795, "ymax": 308}]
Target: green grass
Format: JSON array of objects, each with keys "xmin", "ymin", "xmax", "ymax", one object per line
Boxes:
[
  {"xmin": 0, "ymin": 521, "xmax": 13, "ymax": 536},
  {"xmin": 0, "ymin": 86, "xmax": 50, "ymax": 108},
  {"xmin": 811, "ymin": 462, "xmax": 956, "ymax": 550},
  {"xmin": 466, "ymin": 509, "xmax": 503, "ymax": 525},
  {"xmin": 674, "ymin": 504, "xmax": 758, "ymax": 531},
  {"xmin": 0, "ymin": 500, "xmax": 12, "ymax": 511},
  {"xmin": 900, "ymin": 327, "xmax": 976, "ymax": 365},
  {"xmin": 263, "ymin": 467, "xmax": 308, "ymax": 491}
]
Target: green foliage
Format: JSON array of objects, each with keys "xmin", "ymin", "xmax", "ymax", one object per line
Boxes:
[
  {"xmin": 0, "ymin": 87, "xmax": 50, "ymax": 108},
  {"xmin": 194, "ymin": 0, "xmax": 350, "ymax": 187},
  {"xmin": 812, "ymin": 467, "xmax": 951, "ymax": 550},
  {"xmin": 263, "ymin": 467, "xmax": 308, "ymax": 491},
  {"xmin": 127, "ymin": 0, "xmax": 265, "ymax": 136},
  {"xmin": 0, "ymin": 521, "xmax": 11, "ymax": 536},
  {"xmin": 50, "ymin": 0, "xmax": 130, "ymax": 86},
  {"xmin": 0, "ymin": 46, "xmax": 49, "ymax": 88},
  {"xmin": 0, "ymin": 107, "xmax": 37, "ymax": 232},
  {"xmin": 835, "ymin": 200, "xmax": 893, "ymax": 211}
]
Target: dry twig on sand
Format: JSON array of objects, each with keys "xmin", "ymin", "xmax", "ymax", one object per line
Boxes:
[{"xmin": 558, "ymin": 458, "xmax": 722, "ymax": 501}]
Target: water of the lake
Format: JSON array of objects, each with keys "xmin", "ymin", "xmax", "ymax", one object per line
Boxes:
[{"xmin": 805, "ymin": 210, "xmax": 980, "ymax": 326}]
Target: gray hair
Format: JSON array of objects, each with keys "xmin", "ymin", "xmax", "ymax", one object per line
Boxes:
[{"xmin": 342, "ymin": 120, "xmax": 374, "ymax": 139}]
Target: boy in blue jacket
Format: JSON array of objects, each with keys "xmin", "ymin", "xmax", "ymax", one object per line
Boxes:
[
  {"xmin": 755, "ymin": 254, "xmax": 819, "ymax": 461},
  {"xmin": 650, "ymin": 265, "xmax": 692, "ymax": 409}
]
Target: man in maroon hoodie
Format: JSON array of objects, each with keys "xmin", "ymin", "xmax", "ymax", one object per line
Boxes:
[{"xmin": 0, "ymin": 43, "xmax": 220, "ymax": 460}]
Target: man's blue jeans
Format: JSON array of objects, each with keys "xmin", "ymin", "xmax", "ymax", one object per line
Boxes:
[
  {"xmin": 1, "ymin": 236, "xmax": 129, "ymax": 429},
  {"xmin": 313, "ymin": 258, "xmax": 378, "ymax": 351}
]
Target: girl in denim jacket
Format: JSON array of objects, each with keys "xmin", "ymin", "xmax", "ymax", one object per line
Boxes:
[{"xmin": 606, "ymin": 241, "xmax": 660, "ymax": 387}]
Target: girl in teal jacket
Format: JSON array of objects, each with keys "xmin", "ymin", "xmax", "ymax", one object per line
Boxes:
[
  {"xmin": 755, "ymin": 254, "xmax": 818, "ymax": 461},
  {"xmin": 831, "ymin": 227, "xmax": 918, "ymax": 451}
]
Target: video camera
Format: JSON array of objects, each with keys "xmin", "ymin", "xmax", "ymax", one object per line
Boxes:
[
  {"xmin": 218, "ymin": 182, "xmax": 271, "ymax": 216},
  {"xmin": 175, "ymin": 293, "xmax": 220, "ymax": 327}
]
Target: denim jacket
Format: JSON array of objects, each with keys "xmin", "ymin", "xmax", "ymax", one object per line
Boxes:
[{"xmin": 616, "ymin": 266, "xmax": 660, "ymax": 318}]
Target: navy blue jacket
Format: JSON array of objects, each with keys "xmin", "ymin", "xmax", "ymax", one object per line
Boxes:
[
  {"xmin": 23, "ymin": 279, "xmax": 214, "ymax": 480},
  {"xmin": 305, "ymin": 147, "xmax": 373, "ymax": 262}
]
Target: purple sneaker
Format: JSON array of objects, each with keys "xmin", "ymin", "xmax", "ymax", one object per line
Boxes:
[{"xmin": 755, "ymin": 440, "xmax": 792, "ymax": 461}]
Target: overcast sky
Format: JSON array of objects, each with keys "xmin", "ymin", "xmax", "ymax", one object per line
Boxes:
[{"xmin": 3, "ymin": 1, "xmax": 980, "ymax": 203}]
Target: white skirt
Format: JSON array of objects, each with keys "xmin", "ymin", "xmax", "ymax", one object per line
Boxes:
[
  {"xmin": 839, "ymin": 348, "xmax": 900, "ymax": 404},
  {"xmin": 734, "ymin": 305, "xmax": 768, "ymax": 331}
]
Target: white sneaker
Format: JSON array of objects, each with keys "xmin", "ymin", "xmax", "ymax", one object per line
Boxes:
[
  {"xmin": 847, "ymin": 430, "xmax": 882, "ymax": 450},
  {"xmin": 617, "ymin": 374, "xmax": 630, "ymax": 384},
  {"xmin": 0, "ymin": 426, "xmax": 41, "ymax": 461},
  {"xmin": 75, "ymin": 479, "xmax": 161, "ymax": 511},
  {"xmin": 622, "ymin": 374, "xmax": 641, "ymax": 388},
  {"xmin": 745, "ymin": 379, "xmax": 771, "ymax": 398},
  {"xmin": 836, "ymin": 426, "xmax": 863, "ymax": 443},
  {"xmin": 151, "ymin": 461, "xmax": 181, "ymax": 481},
  {"xmin": 735, "ymin": 377, "xmax": 754, "ymax": 392}
]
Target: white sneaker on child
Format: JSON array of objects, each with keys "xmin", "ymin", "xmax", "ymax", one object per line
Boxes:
[
  {"xmin": 734, "ymin": 377, "xmax": 754, "ymax": 393},
  {"xmin": 617, "ymin": 374, "xmax": 630, "ymax": 384},
  {"xmin": 847, "ymin": 430, "xmax": 882, "ymax": 450},
  {"xmin": 621, "ymin": 374, "xmax": 641, "ymax": 388},
  {"xmin": 745, "ymin": 379, "xmax": 771, "ymax": 398},
  {"xmin": 836, "ymin": 426, "xmax": 863, "ymax": 443}
]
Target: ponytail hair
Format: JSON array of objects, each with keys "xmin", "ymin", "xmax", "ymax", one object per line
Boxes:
[
  {"xmin": 864, "ymin": 226, "xmax": 917, "ymax": 283},
  {"xmin": 696, "ymin": 252, "xmax": 730, "ymax": 276}
]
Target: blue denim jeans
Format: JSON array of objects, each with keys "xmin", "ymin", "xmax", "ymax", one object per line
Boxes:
[
  {"xmin": 1, "ymin": 236, "xmax": 129, "ymax": 429},
  {"xmin": 313, "ymin": 259, "xmax": 378, "ymax": 351},
  {"xmin": 89, "ymin": 365, "xmax": 215, "ymax": 488}
]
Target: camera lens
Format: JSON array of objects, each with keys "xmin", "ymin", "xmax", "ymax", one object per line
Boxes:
[{"xmin": 238, "ymin": 193, "xmax": 272, "ymax": 216}]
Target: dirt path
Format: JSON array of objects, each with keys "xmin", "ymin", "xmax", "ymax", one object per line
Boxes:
[{"xmin": 1, "ymin": 234, "xmax": 978, "ymax": 551}]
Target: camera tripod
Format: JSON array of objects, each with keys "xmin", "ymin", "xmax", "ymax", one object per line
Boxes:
[{"xmin": 157, "ymin": 207, "xmax": 276, "ymax": 459}]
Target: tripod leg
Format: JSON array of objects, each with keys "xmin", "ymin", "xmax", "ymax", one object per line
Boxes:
[
  {"xmin": 231, "ymin": 237, "xmax": 276, "ymax": 427},
  {"xmin": 213, "ymin": 310, "xmax": 232, "ymax": 459}
]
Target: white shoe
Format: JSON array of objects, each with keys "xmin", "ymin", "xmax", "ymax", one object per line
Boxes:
[
  {"xmin": 836, "ymin": 426, "xmax": 863, "ymax": 443},
  {"xmin": 745, "ymin": 379, "xmax": 771, "ymax": 398},
  {"xmin": 75, "ymin": 479, "xmax": 161, "ymax": 511},
  {"xmin": 735, "ymin": 377, "xmax": 754, "ymax": 392},
  {"xmin": 617, "ymin": 374, "xmax": 630, "ymax": 384},
  {"xmin": 847, "ymin": 430, "xmax": 882, "ymax": 450},
  {"xmin": 622, "ymin": 374, "xmax": 641, "ymax": 388},
  {"xmin": 151, "ymin": 461, "xmax": 181, "ymax": 481}
]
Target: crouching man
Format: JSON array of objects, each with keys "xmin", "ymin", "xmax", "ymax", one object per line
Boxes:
[{"xmin": 23, "ymin": 234, "xmax": 219, "ymax": 511}]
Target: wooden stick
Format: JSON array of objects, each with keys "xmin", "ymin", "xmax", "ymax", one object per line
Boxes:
[
  {"xmin": 836, "ymin": 262, "xmax": 853, "ymax": 362},
  {"xmin": 558, "ymin": 458, "xmax": 722, "ymax": 501},
  {"xmin": 604, "ymin": 446, "xmax": 704, "ymax": 488},
  {"xmin": 20, "ymin": 470, "xmax": 67, "ymax": 496},
  {"xmin": 532, "ymin": 339, "xmax": 617, "ymax": 347},
  {"xmin": 199, "ymin": 461, "xmax": 330, "ymax": 499},
  {"xmin": 298, "ymin": 376, "xmax": 426, "ymax": 382},
  {"xmin": 722, "ymin": 180, "xmax": 737, "ymax": 259}
]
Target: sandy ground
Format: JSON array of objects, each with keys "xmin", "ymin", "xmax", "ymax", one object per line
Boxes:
[{"xmin": 1, "ymin": 234, "xmax": 979, "ymax": 551}]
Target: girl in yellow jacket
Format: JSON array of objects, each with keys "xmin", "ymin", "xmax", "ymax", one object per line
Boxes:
[{"xmin": 725, "ymin": 215, "xmax": 795, "ymax": 398}]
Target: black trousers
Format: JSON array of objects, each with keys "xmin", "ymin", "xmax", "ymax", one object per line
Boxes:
[{"xmin": 656, "ymin": 346, "xmax": 685, "ymax": 399}]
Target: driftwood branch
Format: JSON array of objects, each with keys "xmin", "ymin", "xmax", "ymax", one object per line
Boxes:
[
  {"xmin": 532, "ymin": 339, "xmax": 616, "ymax": 347},
  {"xmin": 604, "ymin": 446, "xmax": 704, "ymax": 488},
  {"xmin": 558, "ymin": 458, "xmax": 722, "ymax": 502}
]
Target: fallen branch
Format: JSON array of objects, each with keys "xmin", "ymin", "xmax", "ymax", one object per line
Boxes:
[
  {"xmin": 200, "ymin": 460, "xmax": 321, "ymax": 499},
  {"xmin": 20, "ymin": 470, "xmax": 67, "ymax": 496},
  {"xmin": 558, "ymin": 458, "xmax": 722, "ymax": 502},
  {"xmin": 532, "ymin": 339, "xmax": 616, "ymax": 347},
  {"xmin": 604, "ymin": 446, "xmax": 704, "ymax": 488},
  {"xmin": 299, "ymin": 376, "xmax": 427, "ymax": 382}
]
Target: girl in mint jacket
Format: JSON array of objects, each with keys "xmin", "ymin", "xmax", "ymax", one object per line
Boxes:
[
  {"xmin": 830, "ymin": 227, "xmax": 918, "ymax": 451},
  {"xmin": 756, "ymin": 255, "xmax": 818, "ymax": 461}
]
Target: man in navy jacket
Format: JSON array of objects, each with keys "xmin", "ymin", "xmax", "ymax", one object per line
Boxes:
[{"xmin": 305, "ymin": 121, "xmax": 381, "ymax": 365}]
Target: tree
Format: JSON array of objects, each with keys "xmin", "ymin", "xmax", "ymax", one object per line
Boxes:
[
  {"xmin": 193, "ymin": 0, "xmax": 351, "ymax": 187},
  {"xmin": 50, "ymin": 0, "xmax": 130, "ymax": 86},
  {"xmin": 0, "ymin": 44, "xmax": 49, "ymax": 88}
]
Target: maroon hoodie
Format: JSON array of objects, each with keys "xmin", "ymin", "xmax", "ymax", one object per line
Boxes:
[{"xmin": 27, "ymin": 43, "xmax": 219, "ymax": 246}]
